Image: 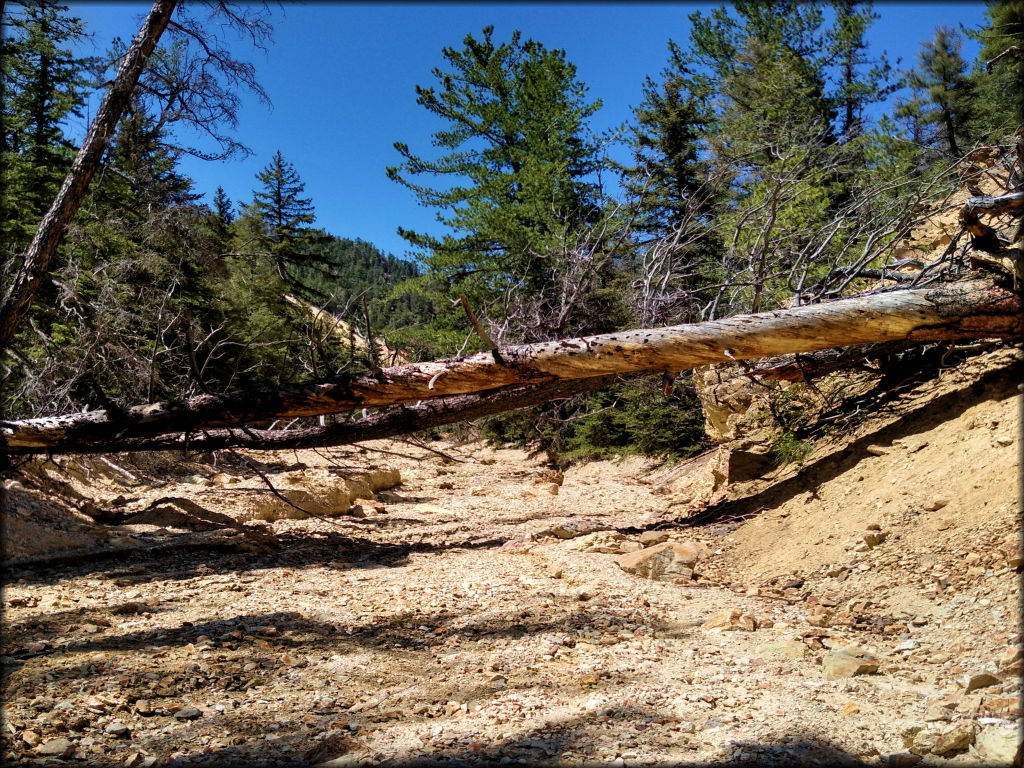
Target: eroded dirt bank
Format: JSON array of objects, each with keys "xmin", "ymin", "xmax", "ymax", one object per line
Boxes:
[{"xmin": 2, "ymin": 350, "xmax": 1021, "ymax": 767}]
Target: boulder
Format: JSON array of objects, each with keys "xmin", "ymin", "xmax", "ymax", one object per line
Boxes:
[
  {"xmin": 821, "ymin": 648, "xmax": 879, "ymax": 679},
  {"xmin": 616, "ymin": 541, "xmax": 702, "ymax": 582},
  {"xmin": 931, "ymin": 720, "xmax": 975, "ymax": 756},
  {"xmin": 701, "ymin": 609, "xmax": 757, "ymax": 632},
  {"xmin": 692, "ymin": 365, "xmax": 769, "ymax": 444},
  {"xmin": 973, "ymin": 723, "xmax": 1022, "ymax": 764},
  {"xmin": 638, "ymin": 530, "xmax": 670, "ymax": 547}
]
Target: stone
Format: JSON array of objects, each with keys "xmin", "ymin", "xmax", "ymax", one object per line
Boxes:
[
  {"xmin": 862, "ymin": 530, "xmax": 889, "ymax": 548},
  {"xmin": 173, "ymin": 707, "xmax": 202, "ymax": 720},
  {"xmin": 547, "ymin": 522, "xmax": 606, "ymax": 540},
  {"xmin": 931, "ymin": 720, "xmax": 975, "ymax": 755},
  {"xmin": 355, "ymin": 498, "xmax": 386, "ymax": 513},
  {"xmin": 964, "ymin": 672, "xmax": 1001, "ymax": 692},
  {"xmin": 922, "ymin": 496, "xmax": 950, "ymax": 511},
  {"xmin": 758, "ymin": 639, "xmax": 806, "ymax": 660},
  {"xmin": 885, "ymin": 752, "xmax": 923, "ymax": 766},
  {"xmin": 998, "ymin": 647, "xmax": 1023, "ymax": 669},
  {"xmin": 615, "ymin": 541, "xmax": 701, "ymax": 582},
  {"xmin": 909, "ymin": 730, "xmax": 938, "ymax": 755},
  {"xmin": 36, "ymin": 737, "xmax": 75, "ymax": 757},
  {"xmin": 105, "ymin": 721, "xmax": 130, "ymax": 737},
  {"xmin": 135, "ymin": 699, "xmax": 153, "ymax": 715},
  {"xmin": 617, "ymin": 540, "xmax": 643, "ymax": 553},
  {"xmin": 807, "ymin": 607, "xmax": 833, "ymax": 627},
  {"xmin": 1000, "ymin": 537, "xmax": 1023, "ymax": 569},
  {"xmin": 821, "ymin": 649, "xmax": 879, "ymax": 679},
  {"xmin": 901, "ymin": 725, "xmax": 924, "ymax": 748},
  {"xmin": 982, "ymin": 695, "xmax": 1021, "ymax": 719},
  {"xmin": 866, "ymin": 444, "xmax": 889, "ymax": 456},
  {"xmin": 955, "ymin": 694, "xmax": 983, "ymax": 715},
  {"xmin": 974, "ymin": 724, "xmax": 1022, "ymax": 765},
  {"xmin": 701, "ymin": 609, "xmax": 757, "ymax": 632},
  {"xmin": 539, "ymin": 483, "xmax": 559, "ymax": 496},
  {"xmin": 22, "ymin": 730, "xmax": 41, "ymax": 747},
  {"xmin": 923, "ymin": 704, "xmax": 952, "ymax": 722},
  {"xmin": 638, "ymin": 530, "xmax": 669, "ymax": 547}
]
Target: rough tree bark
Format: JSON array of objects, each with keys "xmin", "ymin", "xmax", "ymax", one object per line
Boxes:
[
  {"xmin": 5, "ymin": 373, "xmax": 644, "ymax": 456},
  {"xmin": 2, "ymin": 277, "xmax": 1020, "ymax": 454},
  {"xmin": 0, "ymin": 0, "xmax": 178, "ymax": 356}
]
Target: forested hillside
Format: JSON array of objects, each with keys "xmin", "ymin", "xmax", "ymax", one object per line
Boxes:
[{"xmin": 2, "ymin": 0, "xmax": 1023, "ymax": 460}]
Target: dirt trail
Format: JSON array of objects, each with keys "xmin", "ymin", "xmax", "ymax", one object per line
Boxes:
[{"xmin": 2, "ymin": 349, "xmax": 1021, "ymax": 768}]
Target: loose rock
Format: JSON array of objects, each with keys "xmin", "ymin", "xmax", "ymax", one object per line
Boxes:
[
  {"xmin": 931, "ymin": 720, "xmax": 975, "ymax": 756},
  {"xmin": 35, "ymin": 737, "xmax": 75, "ymax": 757},
  {"xmin": 616, "ymin": 541, "xmax": 701, "ymax": 582},
  {"xmin": 821, "ymin": 648, "xmax": 879, "ymax": 679}
]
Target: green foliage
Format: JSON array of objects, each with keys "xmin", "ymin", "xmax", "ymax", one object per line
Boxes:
[
  {"xmin": 481, "ymin": 379, "xmax": 707, "ymax": 462},
  {"xmin": 245, "ymin": 150, "xmax": 334, "ymax": 294},
  {"xmin": 1, "ymin": 0, "xmax": 92, "ymax": 264},
  {"xmin": 902, "ymin": 26, "xmax": 976, "ymax": 158},
  {"xmin": 388, "ymin": 26, "xmax": 604, "ymax": 334},
  {"xmin": 828, "ymin": 1, "xmax": 898, "ymax": 140},
  {"xmin": 969, "ymin": 0, "xmax": 1024, "ymax": 140},
  {"xmin": 763, "ymin": 383, "xmax": 816, "ymax": 466}
]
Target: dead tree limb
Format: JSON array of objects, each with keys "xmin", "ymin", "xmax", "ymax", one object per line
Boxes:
[
  {"xmin": 1, "ymin": 277, "xmax": 1021, "ymax": 454},
  {"xmin": 0, "ymin": 0, "xmax": 178, "ymax": 355},
  {"xmin": 4, "ymin": 374, "xmax": 640, "ymax": 455}
]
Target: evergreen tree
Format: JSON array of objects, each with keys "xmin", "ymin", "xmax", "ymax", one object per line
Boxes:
[
  {"xmin": 213, "ymin": 186, "xmax": 234, "ymax": 226},
  {"xmin": 388, "ymin": 26, "xmax": 603, "ymax": 327},
  {"xmin": 828, "ymin": 0, "xmax": 898, "ymax": 141},
  {"xmin": 0, "ymin": 0, "xmax": 91, "ymax": 261},
  {"xmin": 907, "ymin": 26, "xmax": 975, "ymax": 158},
  {"xmin": 625, "ymin": 41, "xmax": 714, "ymax": 243},
  {"xmin": 246, "ymin": 150, "xmax": 330, "ymax": 291},
  {"xmin": 970, "ymin": 0, "xmax": 1024, "ymax": 139},
  {"xmin": 103, "ymin": 102, "xmax": 200, "ymax": 216}
]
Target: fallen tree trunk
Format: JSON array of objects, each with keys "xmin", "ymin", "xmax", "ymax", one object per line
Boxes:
[
  {"xmin": 2, "ymin": 277, "xmax": 1021, "ymax": 454},
  {"xmin": 6, "ymin": 373, "xmax": 641, "ymax": 456}
]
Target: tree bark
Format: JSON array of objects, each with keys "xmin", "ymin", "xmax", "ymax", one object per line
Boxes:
[
  {"xmin": 0, "ymin": 0, "xmax": 177, "ymax": 356},
  {"xmin": 2, "ymin": 277, "xmax": 1020, "ymax": 454},
  {"xmin": 4, "ymin": 373, "xmax": 642, "ymax": 456}
]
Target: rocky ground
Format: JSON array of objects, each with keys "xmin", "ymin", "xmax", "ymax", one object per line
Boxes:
[{"xmin": 2, "ymin": 347, "xmax": 1022, "ymax": 768}]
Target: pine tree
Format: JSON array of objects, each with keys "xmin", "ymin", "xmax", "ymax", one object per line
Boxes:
[
  {"xmin": 388, "ymin": 26, "xmax": 603, "ymax": 319},
  {"xmin": 246, "ymin": 150, "xmax": 331, "ymax": 291},
  {"xmin": 1, "ymin": 0, "xmax": 91, "ymax": 261},
  {"xmin": 828, "ymin": 0, "xmax": 897, "ymax": 141},
  {"xmin": 213, "ymin": 186, "xmax": 234, "ymax": 226},
  {"xmin": 970, "ymin": 0, "xmax": 1024, "ymax": 139},
  {"xmin": 907, "ymin": 26, "xmax": 975, "ymax": 158},
  {"xmin": 625, "ymin": 41, "xmax": 714, "ymax": 243}
]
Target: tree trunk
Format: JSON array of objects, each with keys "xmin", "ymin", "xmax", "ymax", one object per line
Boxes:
[
  {"xmin": 2, "ymin": 277, "xmax": 1020, "ymax": 454},
  {"xmin": 0, "ymin": 0, "xmax": 177, "ymax": 356},
  {"xmin": 5, "ymin": 373, "xmax": 643, "ymax": 456}
]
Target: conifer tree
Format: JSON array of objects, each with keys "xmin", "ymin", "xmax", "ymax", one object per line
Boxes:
[
  {"xmin": 907, "ymin": 26, "xmax": 975, "ymax": 158},
  {"xmin": 828, "ymin": 0, "xmax": 897, "ymax": 141},
  {"xmin": 388, "ymin": 26, "xmax": 603, "ymax": 320},
  {"xmin": 970, "ymin": 0, "xmax": 1024, "ymax": 138},
  {"xmin": 246, "ymin": 150, "xmax": 330, "ymax": 291},
  {"xmin": 0, "ymin": 0, "xmax": 91, "ymax": 260}
]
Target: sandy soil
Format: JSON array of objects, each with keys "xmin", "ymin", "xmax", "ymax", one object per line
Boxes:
[{"xmin": 2, "ymin": 348, "xmax": 1021, "ymax": 768}]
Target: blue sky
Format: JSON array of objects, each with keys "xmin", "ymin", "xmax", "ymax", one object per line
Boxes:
[{"xmin": 67, "ymin": 2, "xmax": 989, "ymax": 260}]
